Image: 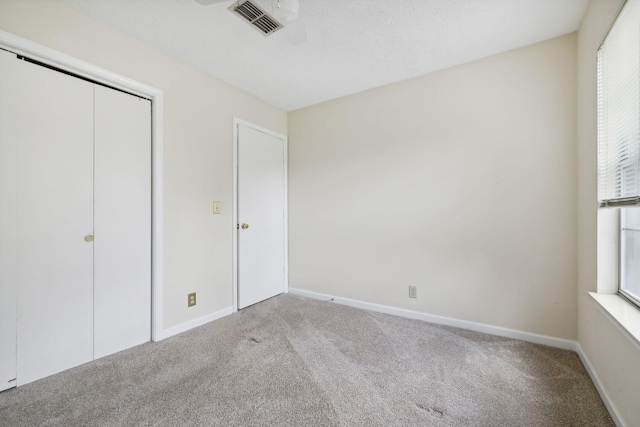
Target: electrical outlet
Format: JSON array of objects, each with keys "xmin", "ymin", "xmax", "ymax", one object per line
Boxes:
[
  {"xmin": 213, "ymin": 201, "xmax": 221, "ymax": 214},
  {"xmin": 409, "ymin": 285, "xmax": 417, "ymax": 299},
  {"xmin": 188, "ymin": 292, "xmax": 196, "ymax": 307}
]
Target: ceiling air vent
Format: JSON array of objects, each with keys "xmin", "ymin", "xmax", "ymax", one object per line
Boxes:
[{"xmin": 229, "ymin": 0, "xmax": 283, "ymax": 36}]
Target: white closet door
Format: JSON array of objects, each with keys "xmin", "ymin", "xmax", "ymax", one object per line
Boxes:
[
  {"xmin": 1, "ymin": 55, "xmax": 95, "ymax": 386},
  {"xmin": 0, "ymin": 50, "xmax": 19, "ymax": 391},
  {"xmin": 93, "ymin": 85, "xmax": 151, "ymax": 359}
]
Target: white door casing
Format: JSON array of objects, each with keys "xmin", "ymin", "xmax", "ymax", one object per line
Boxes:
[
  {"xmin": 93, "ymin": 85, "xmax": 152, "ymax": 359},
  {"xmin": 235, "ymin": 121, "xmax": 288, "ymax": 310}
]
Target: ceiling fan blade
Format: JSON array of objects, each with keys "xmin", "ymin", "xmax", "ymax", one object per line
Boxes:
[
  {"xmin": 287, "ymin": 19, "xmax": 307, "ymax": 45},
  {"xmin": 194, "ymin": 0, "xmax": 229, "ymax": 5}
]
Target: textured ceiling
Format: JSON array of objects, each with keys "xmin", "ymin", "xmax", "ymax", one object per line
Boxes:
[{"xmin": 59, "ymin": 0, "xmax": 590, "ymax": 111}]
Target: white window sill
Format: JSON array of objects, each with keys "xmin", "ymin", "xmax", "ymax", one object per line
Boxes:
[{"xmin": 589, "ymin": 292, "xmax": 640, "ymax": 350}]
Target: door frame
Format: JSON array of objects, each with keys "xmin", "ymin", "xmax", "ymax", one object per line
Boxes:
[
  {"xmin": 232, "ymin": 118, "xmax": 288, "ymax": 312},
  {"xmin": 0, "ymin": 30, "xmax": 165, "ymax": 341}
]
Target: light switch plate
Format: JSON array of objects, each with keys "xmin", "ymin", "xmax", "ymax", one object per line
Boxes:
[{"xmin": 213, "ymin": 201, "xmax": 221, "ymax": 214}]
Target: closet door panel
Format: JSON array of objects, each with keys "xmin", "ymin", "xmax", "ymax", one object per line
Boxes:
[
  {"xmin": 94, "ymin": 86, "xmax": 151, "ymax": 359},
  {"xmin": 12, "ymin": 58, "xmax": 95, "ymax": 385},
  {"xmin": 0, "ymin": 50, "xmax": 19, "ymax": 391}
]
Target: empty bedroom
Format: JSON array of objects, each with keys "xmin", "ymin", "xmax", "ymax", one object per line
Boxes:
[{"xmin": 0, "ymin": 0, "xmax": 639, "ymax": 426}]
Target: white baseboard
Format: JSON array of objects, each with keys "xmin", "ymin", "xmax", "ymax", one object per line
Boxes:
[
  {"xmin": 288, "ymin": 288, "xmax": 577, "ymax": 350},
  {"xmin": 576, "ymin": 343, "xmax": 624, "ymax": 427},
  {"xmin": 162, "ymin": 306, "xmax": 233, "ymax": 339}
]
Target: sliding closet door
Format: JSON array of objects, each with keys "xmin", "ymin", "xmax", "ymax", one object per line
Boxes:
[
  {"xmin": 1, "ymin": 53, "xmax": 95, "ymax": 386},
  {"xmin": 93, "ymin": 86, "xmax": 151, "ymax": 359}
]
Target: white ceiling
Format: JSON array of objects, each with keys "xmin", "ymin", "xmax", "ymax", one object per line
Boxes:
[{"xmin": 59, "ymin": 0, "xmax": 590, "ymax": 111}]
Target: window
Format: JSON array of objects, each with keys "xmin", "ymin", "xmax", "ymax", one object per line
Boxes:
[
  {"xmin": 598, "ymin": 0, "xmax": 640, "ymax": 308},
  {"xmin": 620, "ymin": 209, "xmax": 640, "ymax": 306}
]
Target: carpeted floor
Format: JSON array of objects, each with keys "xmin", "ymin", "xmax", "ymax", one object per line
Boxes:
[{"xmin": 0, "ymin": 294, "xmax": 613, "ymax": 426}]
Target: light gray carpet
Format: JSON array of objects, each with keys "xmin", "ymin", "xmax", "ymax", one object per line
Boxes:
[{"xmin": 0, "ymin": 294, "xmax": 612, "ymax": 426}]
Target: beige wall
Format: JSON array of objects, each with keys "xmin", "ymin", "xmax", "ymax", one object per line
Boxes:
[
  {"xmin": 289, "ymin": 34, "xmax": 578, "ymax": 340},
  {"xmin": 577, "ymin": 0, "xmax": 640, "ymax": 425},
  {"xmin": 0, "ymin": 0, "xmax": 287, "ymax": 330}
]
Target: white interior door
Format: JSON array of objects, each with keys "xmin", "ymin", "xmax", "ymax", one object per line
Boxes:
[
  {"xmin": 237, "ymin": 124, "xmax": 286, "ymax": 309},
  {"xmin": 0, "ymin": 52, "xmax": 95, "ymax": 386},
  {"xmin": 94, "ymin": 86, "xmax": 151, "ymax": 359}
]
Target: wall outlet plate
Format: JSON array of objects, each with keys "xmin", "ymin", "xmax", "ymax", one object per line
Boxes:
[
  {"xmin": 409, "ymin": 286, "xmax": 417, "ymax": 299},
  {"xmin": 188, "ymin": 292, "xmax": 196, "ymax": 307}
]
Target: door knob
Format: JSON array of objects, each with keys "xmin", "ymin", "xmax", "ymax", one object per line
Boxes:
[
  {"xmin": 85, "ymin": 235, "xmax": 94, "ymax": 242},
  {"xmin": 241, "ymin": 223, "xmax": 249, "ymax": 230}
]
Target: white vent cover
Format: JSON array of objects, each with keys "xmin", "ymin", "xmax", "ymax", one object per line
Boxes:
[{"xmin": 229, "ymin": 0, "xmax": 283, "ymax": 36}]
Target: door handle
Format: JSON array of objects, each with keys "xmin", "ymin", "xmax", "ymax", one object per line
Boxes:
[
  {"xmin": 85, "ymin": 235, "xmax": 94, "ymax": 242},
  {"xmin": 241, "ymin": 223, "xmax": 249, "ymax": 230}
]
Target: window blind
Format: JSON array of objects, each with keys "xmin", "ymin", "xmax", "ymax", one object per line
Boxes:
[{"xmin": 597, "ymin": 0, "xmax": 640, "ymax": 208}]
